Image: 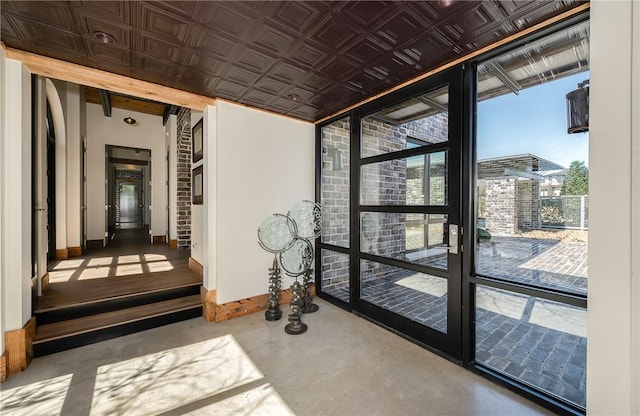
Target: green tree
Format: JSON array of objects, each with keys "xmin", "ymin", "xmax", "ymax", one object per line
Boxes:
[{"xmin": 561, "ymin": 160, "xmax": 589, "ymax": 195}]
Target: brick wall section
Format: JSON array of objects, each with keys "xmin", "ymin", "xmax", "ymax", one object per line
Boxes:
[
  {"xmin": 320, "ymin": 112, "xmax": 449, "ymax": 294},
  {"xmin": 176, "ymin": 108, "xmax": 191, "ymax": 249},
  {"xmin": 484, "ymin": 177, "xmax": 517, "ymax": 235},
  {"xmin": 517, "ymin": 180, "xmax": 540, "ymax": 229},
  {"xmin": 114, "ymin": 169, "xmax": 143, "ymax": 225}
]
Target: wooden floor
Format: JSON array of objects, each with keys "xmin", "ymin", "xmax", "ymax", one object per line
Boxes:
[
  {"xmin": 33, "ymin": 228, "xmax": 202, "ymax": 353},
  {"xmin": 37, "ymin": 228, "xmax": 199, "ymax": 312}
]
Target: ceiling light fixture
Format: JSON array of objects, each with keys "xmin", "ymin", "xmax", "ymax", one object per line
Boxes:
[
  {"xmin": 123, "ymin": 115, "xmax": 137, "ymax": 125},
  {"xmin": 93, "ymin": 31, "xmax": 116, "ymax": 44},
  {"xmin": 287, "ymin": 94, "xmax": 301, "ymax": 102}
]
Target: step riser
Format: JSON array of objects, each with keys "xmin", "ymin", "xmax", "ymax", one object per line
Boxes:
[
  {"xmin": 35, "ymin": 285, "xmax": 201, "ymax": 325},
  {"xmin": 34, "ymin": 307, "xmax": 202, "ymax": 357}
]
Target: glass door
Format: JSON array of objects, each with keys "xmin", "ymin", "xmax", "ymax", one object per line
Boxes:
[{"xmin": 318, "ymin": 68, "xmax": 464, "ymax": 358}]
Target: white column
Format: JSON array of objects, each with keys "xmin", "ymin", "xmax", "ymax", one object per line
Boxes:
[
  {"xmin": 1, "ymin": 57, "xmax": 33, "ymax": 331},
  {"xmin": 203, "ymin": 105, "xmax": 217, "ymax": 292},
  {"xmin": 65, "ymin": 83, "xmax": 82, "ymax": 250},
  {"xmin": 0, "ymin": 47, "xmax": 6, "ymax": 354},
  {"xmin": 588, "ymin": 1, "xmax": 638, "ymax": 414},
  {"xmin": 166, "ymin": 115, "xmax": 178, "ymax": 243}
]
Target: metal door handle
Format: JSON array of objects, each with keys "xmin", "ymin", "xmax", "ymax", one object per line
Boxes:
[{"xmin": 448, "ymin": 223, "xmax": 459, "ymax": 255}]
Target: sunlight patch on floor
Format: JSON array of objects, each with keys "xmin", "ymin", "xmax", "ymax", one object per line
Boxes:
[
  {"xmin": 118, "ymin": 255, "xmax": 142, "ymax": 264},
  {"xmin": 396, "ymin": 274, "xmax": 447, "ymax": 297},
  {"xmin": 49, "ymin": 269, "xmax": 75, "ymax": 283},
  {"xmin": 78, "ymin": 267, "xmax": 110, "ymax": 280},
  {"xmin": 530, "ymin": 300, "xmax": 587, "ymax": 338},
  {"xmin": 90, "ymin": 335, "xmax": 267, "ymax": 415},
  {"xmin": 0, "ymin": 374, "xmax": 72, "ymax": 416},
  {"xmin": 184, "ymin": 383, "xmax": 295, "ymax": 416},
  {"xmin": 115, "ymin": 263, "xmax": 143, "ymax": 277},
  {"xmin": 476, "ymin": 286, "xmax": 528, "ymax": 320},
  {"xmin": 88, "ymin": 257, "xmax": 114, "ymax": 267},
  {"xmin": 52, "ymin": 259, "xmax": 85, "ymax": 269},
  {"xmin": 143, "ymin": 253, "xmax": 168, "ymax": 261},
  {"xmin": 147, "ymin": 261, "xmax": 174, "ymax": 272}
]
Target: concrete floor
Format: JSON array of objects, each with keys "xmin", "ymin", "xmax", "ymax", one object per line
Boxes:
[{"xmin": 1, "ymin": 299, "xmax": 553, "ymax": 416}]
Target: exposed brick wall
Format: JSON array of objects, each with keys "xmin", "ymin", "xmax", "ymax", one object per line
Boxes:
[
  {"xmin": 484, "ymin": 177, "xmax": 517, "ymax": 235},
  {"xmin": 320, "ymin": 112, "xmax": 449, "ymax": 295},
  {"xmin": 176, "ymin": 108, "xmax": 191, "ymax": 249}
]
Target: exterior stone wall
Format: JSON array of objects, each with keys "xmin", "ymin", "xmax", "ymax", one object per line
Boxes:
[
  {"xmin": 320, "ymin": 118, "xmax": 350, "ymax": 294},
  {"xmin": 477, "ymin": 155, "xmax": 552, "ymax": 235},
  {"xmin": 176, "ymin": 108, "xmax": 191, "ymax": 249},
  {"xmin": 484, "ymin": 177, "xmax": 517, "ymax": 235}
]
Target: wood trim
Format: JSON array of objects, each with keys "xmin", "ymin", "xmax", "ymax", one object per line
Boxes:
[
  {"xmin": 0, "ymin": 351, "xmax": 7, "ymax": 382},
  {"xmin": 4, "ymin": 317, "xmax": 36, "ymax": 377},
  {"xmin": 1, "ymin": 44, "xmax": 217, "ymax": 111},
  {"xmin": 55, "ymin": 248, "xmax": 69, "ymax": 260},
  {"xmin": 68, "ymin": 246, "xmax": 82, "ymax": 258},
  {"xmin": 200, "ymin": 286, "xmax": 216, "ymax": 323},
  {"xmin": 86, "ymin": 239, "xmax": 103, "ymax": 249},
  {"xmin": 169, "ymin": 239, "xmax": 178, "ymax": 249},
  {"xmin": 214, "ymin": 284, "xmax": 316, "ymax": 323},
  {"xmin": 152, "ymin": 235, "xmax": 167, "ymax": 244},
  {"xmin": 189, "ymin": 257, "xmax": 203, "ymax": 278},
  {"xmin": 42, "ymin": 272, "xmax": 50, "ymax": 295},
  {"xmin": 315, "ymin": 3, "xmax": 591, "ymax": 124}
]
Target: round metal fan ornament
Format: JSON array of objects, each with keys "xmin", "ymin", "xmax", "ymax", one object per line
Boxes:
[
  {"xmin": 287, "ymin": 200, "xmax": 322, "ymax": 240},
  {"xmin": 279, "ymin": 237, "xmax": 314, "ymax": 277},
  {"xmin": 257, "ymin": 214, "xmax": 297, "ymax": 253}
]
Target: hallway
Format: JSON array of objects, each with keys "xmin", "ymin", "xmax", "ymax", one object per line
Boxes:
[{"xmin": 2, "ymin": 298, "xmax": 552, "ymax": 416}]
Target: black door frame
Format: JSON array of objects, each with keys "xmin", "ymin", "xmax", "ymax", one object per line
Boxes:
[{"xmin": 316, "ymin": 67, "xmax": 465, "ymax": 359}]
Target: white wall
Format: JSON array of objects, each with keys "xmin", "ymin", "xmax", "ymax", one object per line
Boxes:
[
  {"xmin": 1, "ymin": 47, "xmax": 6, "ymax": 354},
  {"xmin": 86, "ymin": 104, "xmax": 166, "ymax": 242},
  {"xmin": 65, "ymin": 83, "xmax": 82, "ymax": 249},
  {"xmin": 48, "ymin": 80, "xmax": 67, "ymax": 252},
  {"xmin": 588, "ymin": 2, "xmax": 639, "ymax": 414},
  {"xmin": 1, "ymin": 57, "xmax": 32, "ymax": 331},
  {"xmin": 213, "ymin": 101, "xmax": 314, "ymax": 304}
]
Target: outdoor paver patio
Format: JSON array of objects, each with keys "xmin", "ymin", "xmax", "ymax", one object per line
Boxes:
[{"xmin": 321, "ymin": 235, "xmax": 587, "ymax": 408}]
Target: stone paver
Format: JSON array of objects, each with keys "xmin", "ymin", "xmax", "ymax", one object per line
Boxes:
[{"xmin": 320, "ymin": 235, "xmax": 587, "ymax": 408}]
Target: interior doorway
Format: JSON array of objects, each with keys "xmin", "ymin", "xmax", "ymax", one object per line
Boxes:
[{"xmin": 106, "ymin": 146, "xmax": 151, "ymax": 240}]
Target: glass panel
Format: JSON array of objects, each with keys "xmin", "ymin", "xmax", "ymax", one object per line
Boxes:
[
  {"xmin": 321, "ymin": 249, "xmax": 349, "ymax": 303},
  {"xmin": 361, "ymin": 212, "xmax": 447, "ymax": 270},
  {"xmin": 361, "ymin": 259, "xmax": 447, "ymax": 333},
  {"xmin": 475, "ymin": 285, "xmax": 586, "ymax": 408},
  {"xmin": 475, "ymin": 21, "xmax": 589, "ymax": 297},
  {"xmin": 361, "ymin": 86, "xmax": 449, "ymax": 158},
  {"xmin": 321, "ymin": 117, "xmax": 350, "ymax": 248},
  {"xmin": 361, "ymin": 151, "xmax": 447, "ymax": 206}
]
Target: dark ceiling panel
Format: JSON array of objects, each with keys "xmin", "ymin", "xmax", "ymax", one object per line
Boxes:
[{"xmin": 0, "ymin": 0, "xmax": 587, "ymax": 122}]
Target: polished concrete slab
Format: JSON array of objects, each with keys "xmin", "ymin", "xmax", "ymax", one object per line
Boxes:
[{"xmin": 1, "ymin": 299, "xmax": 553, "ymax": 416}]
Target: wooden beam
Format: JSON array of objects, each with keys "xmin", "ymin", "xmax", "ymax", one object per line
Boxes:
[
  {"xmin": 315, "ymin": 2, "xmax": 590, "ymax": 124},
  {"xmin": 163, "ymin": 104, "xmax": 178, "ymax": 126},
  {"xmin": 1, "ymin": 45, "xmax": 217, "ymax": 111},
  {"xmin": 98, "ymin": 89, "xmax": 112, "ymax": 117}
]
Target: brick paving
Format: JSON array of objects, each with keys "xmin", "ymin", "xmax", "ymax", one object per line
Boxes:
[{"xmin": 320, "ymin": 236, "xmax": 587, "ymax": 408}]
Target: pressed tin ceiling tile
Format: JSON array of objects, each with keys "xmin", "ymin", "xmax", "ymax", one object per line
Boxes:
[{"xmin": 0, "ymin": 0, "xmax": 587, "ymax": 122}]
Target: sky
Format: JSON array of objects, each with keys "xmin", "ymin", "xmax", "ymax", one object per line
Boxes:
[{"xmin": 476, "ymin": 71, "xmax": 590, "ymax": 168}]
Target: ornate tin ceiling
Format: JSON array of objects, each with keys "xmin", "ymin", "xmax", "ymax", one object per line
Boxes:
[{"xmin": 1, "ymin": 1, "xmax": 586, "ymax": 122}]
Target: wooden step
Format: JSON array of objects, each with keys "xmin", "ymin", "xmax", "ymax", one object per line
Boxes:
[
  {"xmin": 35, "ymin": 271, "xmax": 201, "ymax": 313},
  {"xmin": 35, "ymin": 294, "xmax": 202, "ymax": 344}
]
